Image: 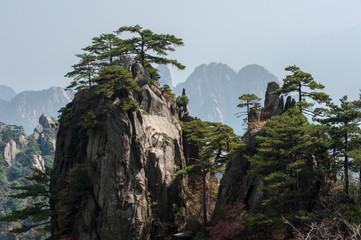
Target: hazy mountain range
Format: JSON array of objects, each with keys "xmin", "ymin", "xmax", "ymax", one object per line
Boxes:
[
  {"xmin": 1, "ymin": 63, "xmax": 278, "ymax": 135},
  {"xmin": 172, "ymin": 63, "xmax": 279, "ymax": 134},
  {"xmin": 0, "ymin": 86, "xmax": 72, "ymax": 134}
]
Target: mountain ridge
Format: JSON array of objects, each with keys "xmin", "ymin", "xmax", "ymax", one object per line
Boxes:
[
  {"xmin": 174, "ymin": 62, "xmax": 279, "ymax": 133},
  {"xmin": 0, "ymin": 86, "xmax": 72, "ymax": 134}
]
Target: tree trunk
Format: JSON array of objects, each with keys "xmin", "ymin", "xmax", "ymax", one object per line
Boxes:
[
  {"xmin": 246, "ymin": 102, "xmax": 250, "ymax": 123},
  {"xmin": 202, "ymin": 170, "xmax": 207, "ymax": 226},
  {"xmin": 344, "ymin": 131, "xmax": 349, "ymax": 195}
]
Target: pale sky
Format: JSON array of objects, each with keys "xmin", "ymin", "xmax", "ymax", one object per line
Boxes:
[{"xmin": 1, "ymin": 0, "xmax": 361, "ymax": 100}]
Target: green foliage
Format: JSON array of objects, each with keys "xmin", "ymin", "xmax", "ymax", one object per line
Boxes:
[
  {"xmin": 0, "ymin": 122, "xmax": 25, "ymax": 148},
  {"xmin": 160, "ymin": 84, "xmax": 175, "ymax": 101},
  {"xmin": 249, "ymin": 108, "xmax": 320, "ymax": 213},
  {"xmin": 0, "ymin": 167, "xmax": 52, "ymax": 238},
  {"xmin": 116, "ymin": 98, "xmax": 139, "ymax": 111},
  {"xmin": 64, "ymin": 26, "xmax": 186, "ymax": 130},
  {"xmin": 273, "ymin": 65, "xmax": 331, "ymax": 114},
  {"xmin": 315, "ymin": 95, "xmax": 361, "ymax": 194},
  {"xmin": 177, "ymin": 120, "xmax": 241, "ymax": 225},
  {"xmin": 176, "ymin": 95, "xmax": 189, "ymax": 106},
  {"xmin": 236, "ymin": 93, "xmax": 261, "ymax": 123},
  {"xmin": 66, "ymin": 25, "xmax": 185, "ymax": 91},
  {"xmin": 93, "ymin": 65, "xmax": 141, "ymax": 97},
  {"xmin": 58, "ymin": 107, "xmax": 73, "ymax": 128},
  {"xmin": 0, "ymin": 121, "xmax": 55, "ymax": 239},
  {"xmin": 115, "ymin": 25, "xmax": 185, "ymax": 70},
  {"xmin": 65, "ymin": 53, "xmax": 97, "ymax": 90}
]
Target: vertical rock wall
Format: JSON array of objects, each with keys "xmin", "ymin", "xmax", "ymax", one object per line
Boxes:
[{"xmin": 51, "ymin": 81, "xmax": 189, "ymax": 239}]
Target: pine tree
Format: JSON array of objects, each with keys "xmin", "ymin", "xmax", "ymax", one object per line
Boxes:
[
  {"xmin": 115, "ymin": 25, "xmax": 185, "ymax": 74},
  {"xmin": 249, "ymin": 108, "xmax": 319, "ymax": 214},
  {"xmin": 236, "ymin": 93, "xmax": 261, "ymax": 123},
  {"xmin": 315, "ymin": 96, "xmax": 361, "ymax": 194},
  {"xmin": 82, "ymin": 33, "xmax": 131, "ymax": 67},
  {"xmin": 65, "ymin": 53, "xmax": 97, "ymax": 90},
  {"xmin": 177, "ymin": 120, "xmax": 240, "ymax": 225},
  {"xmin": 66, "ymin": 26, "xmax": 185, "ymax": 90},
  {"xmin": 274, "ymin": 65, "xmax": 330, "ymax": 114},
  {"xmin": 0, "ymin": 167, "xmax": 52, "ymax": 238}
]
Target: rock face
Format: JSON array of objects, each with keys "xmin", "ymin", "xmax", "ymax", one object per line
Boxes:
[
  {"xmin": 0, "ymin": 113, "xmax": 58, "ymax": 169},
  {"xmin": 216, "ymin": 81, "xmax": 294, "ymax": 212},
  {"xmin": 33, "ymin": 113, "xmax": 58, "ymax": 156},
  {"xmin": 3, "ymin": 140, "xmax": 20, "ymax": 167},
  {"xmin": 51, "ymin": 64, "xmax": 190, "ymax": 239}
]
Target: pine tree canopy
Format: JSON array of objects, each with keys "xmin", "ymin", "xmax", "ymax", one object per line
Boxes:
[
  {"xmin": 273, "ymin": 65, "xmax": 331, "ymax": 114},
  {"xmin": 115, "ymin": 25, "xmax": 185, "ymax": 70}
]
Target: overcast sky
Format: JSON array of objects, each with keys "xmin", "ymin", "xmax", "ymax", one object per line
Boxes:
[{"xmin": 1, "ymin": 0, "xmax": 361, "ymax": 99}]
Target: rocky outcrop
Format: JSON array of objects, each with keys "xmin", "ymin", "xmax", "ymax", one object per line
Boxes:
[
  {"xmin": 261, "ymin": 81, "xmax": 284, "ymax": 120},
  {"xmin": 51, "ymin": 64, "xmax": 190, "ymax": 240},
  {"xmin": 33, "ymin": 113, "xmax": 58, "ymax": 156},
  {"xmin": 132, "ymin": 63, "xmax": 150, "ymax": 87},
  {"xmin": 3, "ymin": 140, "xmax": 20, "ymax": 167},
  {"xmin": 216, "ymin": 81, "xmax": 295, "ymax": 212},
  {"xmin": 248, "ymin": 81, "xmax": 291, "ymax": 122}
]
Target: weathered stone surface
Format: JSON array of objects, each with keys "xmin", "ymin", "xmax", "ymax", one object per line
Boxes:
[
  {"xmin": 33, "ymin": 113, "xmax": 58, "ymax": 156},
  {"xmin": 261, "ymin": 81, "xmax": 282, "ymax": 120},
  {"xmin": 51, "ymin": 83, "xmax": 189, "ymax": 239},
  {"xmin": 216, "ymin": 81, "xmax": 298, "ymax": 213},
  {"xmin": 216, "ymin": 128, "xmax": 264, "ymax": 212},
  {"xmin": 285, "ymin": 95, "xmax": 296, "ymax": 111},
  {"xmin": 3, "ymin": 140, "xmax": 20, "ymax": 167},
  {"xmin": 132, "ymin": 63, "xmax": 149, "ymax": 87},
  {"xmin": 18, "ymin": 135, "xmax": 28, "ymax": 148},
  {"xmin": 249, "ymin": 108, "xmax": 262, "ymax": 122},
  {"xmin": 32, "ymin": 154, "xmax": 45, "ymax": 170}
]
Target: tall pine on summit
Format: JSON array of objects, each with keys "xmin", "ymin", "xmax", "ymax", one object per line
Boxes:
[
  {"xmin": 274, "ymin": 65, "xmax": 330, "ymax": 114},
  {"xmin": 65, "ymin": 25, "xmax": 185, "ymax": 90},
  {"xmin": 115, "ymin": 25, "xmax": 185, "ymax": 70}
]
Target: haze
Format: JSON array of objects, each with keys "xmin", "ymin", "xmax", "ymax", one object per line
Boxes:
[{"xmin": 1, "ymin": 0, "xmax": 361, "ymax": 100}]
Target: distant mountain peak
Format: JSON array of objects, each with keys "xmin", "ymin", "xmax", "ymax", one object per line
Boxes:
[
  {"xmin": 0, "ymin": 86, "xmax": 72, "ymax": 134},
  {"xmin": 174, "ymin": 63, "xmax": 278, "ymax": 134},
  {"xmin": 157, "ymin": 65, "xmax": 173, "ymax": 89},
  {"xmin": 0, "ymin": 85, "xmax": 17, "ymax": 101}
]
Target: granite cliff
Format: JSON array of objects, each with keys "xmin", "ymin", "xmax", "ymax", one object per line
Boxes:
[{"xmin": 50, "ymin": 64, "xmax": 194, "ymax": 239}]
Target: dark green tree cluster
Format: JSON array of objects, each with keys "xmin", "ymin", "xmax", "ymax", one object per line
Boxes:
[
  {"xmin": 249, "ymin": 108, "xmax": 320, "ymax": 213},
  {"xmin": 65, "ymin": 25, "xmax": 184, "ymax": 91},
  {"xmin": 245, "ymin": 66, "xmax": 361, "ymax": 231},
  {"xmin": 315, "ymin": 95, "xmax": 361, "ymax": 194},
  {"xmin": 0, "ymin": 167, "xmax": 52, "ymax": 237},
  {"xmin": 63, "ymin": 25, "xmax": 185, "ymax": 129},
  {"xmin": 177, "ymin": 120, "xmax": 241, "ymax": 225}
]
